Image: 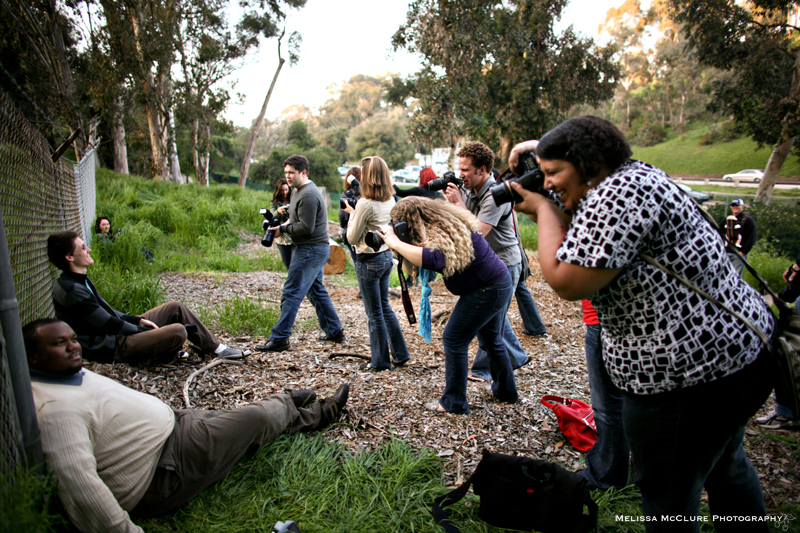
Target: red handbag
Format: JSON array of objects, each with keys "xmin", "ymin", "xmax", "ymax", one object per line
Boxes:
[{"xmin": 541, "ymin": 395, "xmax": 598, "ymax": 452}]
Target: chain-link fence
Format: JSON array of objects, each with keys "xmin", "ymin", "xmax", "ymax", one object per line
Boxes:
[{"xmin": 0, "ymin": 88, "xmax": 96, "ymax": 474}]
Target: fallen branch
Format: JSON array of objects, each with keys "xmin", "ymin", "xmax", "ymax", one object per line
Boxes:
[
  {"xmin": 388, "ymin": 288, "xmax": 401, "ymax": 298},
  {"xmin": 183, "ymin": 359, "xmax": 246, "ymax": 408},
  {"xmin": 328, "ymin": 352, "xmax": 370, "ymax": 361}
]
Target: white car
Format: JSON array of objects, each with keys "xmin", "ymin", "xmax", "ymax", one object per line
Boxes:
[
  {"xmin": 392, "ymin": 169, "xmax": 417, "ymax": 184},
  {"xmin": 722, "ymin": 169, "xmax": 763, "ymax": 182}
]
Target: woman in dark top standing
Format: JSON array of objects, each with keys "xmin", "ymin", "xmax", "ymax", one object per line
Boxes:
[
  {"xmin": 270, "ymin": 178, "xmax": 293, "ymax": 269},
  {"xmin": 380, "ymin": 197, "xmax": 518, "ymax": 414},
  {"xmin": 510, "ymin": 115, "xmax": 773, "ymax": 531}
]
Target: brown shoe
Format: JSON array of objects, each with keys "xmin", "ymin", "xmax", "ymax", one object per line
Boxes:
[{"xmin": 317, "ymin": 383, "xmax": 349, "ymax": 429}]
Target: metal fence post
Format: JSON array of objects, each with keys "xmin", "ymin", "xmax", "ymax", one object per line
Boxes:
[{"xmin": 0, "ymin": 208, "xmax": 42, "ymax": 473}]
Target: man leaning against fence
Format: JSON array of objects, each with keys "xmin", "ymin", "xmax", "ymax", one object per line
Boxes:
[{"xmin": 46, "ymin": 231, "xmax": 243, "ymax": 364}]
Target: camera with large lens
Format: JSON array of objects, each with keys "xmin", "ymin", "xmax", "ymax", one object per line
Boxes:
[
  {"xmin": 259, "ymin": 208, "xmax": 276, "ymax": 247},
  {"xmin": 489, "ymin": 151, "xmax": 546, "ymax": 205},
  {"xmin": 426, "ymin": 171, "xmax": 463, "ymax": 192},
  {"xmin": 365, "ymin": 221, "xmax": 411, "ymax": 252}
]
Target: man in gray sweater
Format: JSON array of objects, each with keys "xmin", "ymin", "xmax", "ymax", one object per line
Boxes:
[{"xmin": 257, "ymin": 154, "xmax": 344, "ymax": 352}]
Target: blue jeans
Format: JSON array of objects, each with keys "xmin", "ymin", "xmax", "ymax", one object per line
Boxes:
[
  {"xmin": 441, "ymin": 274, "xmax": 518, "ymax": 413},
  {"xmin": 582, "ymin": 324, "xmax": 629, "ymax": 490},
  {"xmin": 356, "ymin": 251, "xmax": 410, "ymax": 370},
  {"xmin": 269, "ymin": 244, "xmax": 342, "ymax": 342},
  {"xmin": 471, "ymin": 262, "xmax": 528, "ymax": 381},
  {"xmin": 727, "ymin": 251, "xmax": 747, "ymax": 277},
  {"xmin": 516, "ymin": 273, "xmax": 546, "ymax": 335},
  {"xmin": 623, "ymin": 350, "xmax": 772, "ymax": 532},
  {"xmin": 277, "ymin": 244, "xmax": 293, "ymax": 270}
]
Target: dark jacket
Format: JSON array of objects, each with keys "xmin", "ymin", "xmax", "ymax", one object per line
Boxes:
[{"xmin": 52, "ymin": 271, "xmax": 145, "ymax": 362}]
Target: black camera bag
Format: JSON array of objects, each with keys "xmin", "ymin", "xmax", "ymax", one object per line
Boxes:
[{"xmin": 432, "ymin": 449, "xmax": 598, "ymax": 533}]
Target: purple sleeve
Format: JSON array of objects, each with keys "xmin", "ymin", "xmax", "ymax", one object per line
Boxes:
[{"xmin": 421, "ymin": 247, "xmax": 446, "ymax": 272}]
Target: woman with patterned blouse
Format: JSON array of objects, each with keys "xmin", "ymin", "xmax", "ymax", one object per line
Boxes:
[{"xmin": 510, "ymin": 116, "xmax": 774, "ymax": 532}]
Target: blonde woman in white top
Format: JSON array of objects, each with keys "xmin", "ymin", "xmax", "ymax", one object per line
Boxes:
[{"xmin": 343, "ymin": 156, "xmax": 410, "ymax": 371}]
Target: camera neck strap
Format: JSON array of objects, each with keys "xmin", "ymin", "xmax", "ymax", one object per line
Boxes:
[{"xmin": 396, "ymin": 260, "xmax": 417, "ymax": 325}]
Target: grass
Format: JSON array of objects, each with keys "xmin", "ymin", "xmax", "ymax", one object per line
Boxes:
[
  {"xmin": 134, "ymin": 433, "xmax": 661, "ymax": 533},
  {"xmin": 214, "ymin": 295, "xmax": 281, "ymax": 337},
  {"xmin": 631, "ymin": 122, "xmax": 800, "ymax": 177},
  {"xmin": 0, "ymin": 465, "xmax": 65, "ymax": 533}
]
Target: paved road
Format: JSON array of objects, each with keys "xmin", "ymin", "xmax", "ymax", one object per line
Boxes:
[{"xmin": 679, "ymin": 179, "xmax": 798, "ymax": 190}]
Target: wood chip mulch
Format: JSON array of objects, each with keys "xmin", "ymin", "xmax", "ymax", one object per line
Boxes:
[{"xmin": 86, "ymin": 232, "xmax": 799, "ymax": 510}]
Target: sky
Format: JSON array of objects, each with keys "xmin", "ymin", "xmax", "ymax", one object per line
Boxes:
[{"xmin": 223, "ymin": 0, "xmax": 625, "ymax": 127}]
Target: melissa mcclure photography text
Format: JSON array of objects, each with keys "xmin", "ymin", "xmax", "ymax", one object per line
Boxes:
[{"xmin": 615, "ymin": 514, "xmax": 795, "ymax": 530}]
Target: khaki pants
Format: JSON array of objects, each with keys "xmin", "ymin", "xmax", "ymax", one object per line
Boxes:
[
  {"xmin": 115, "ymin": 301, "xmax": 219, "ymax": 363},
  {"xmin": 132, "ymin": 395, "xmax": 323, "ymax": 518}
]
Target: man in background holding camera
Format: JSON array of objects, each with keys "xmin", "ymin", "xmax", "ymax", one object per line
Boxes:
[
  {"xmin": 444, "ymin": 141, "xmax": 532, "ymax": 381},
  {"xmin": 719, "ymin": 198, "xmax": 757, "ymax": 277},
  {"xmin": 46, "ymin": 231, "xmax": 243, "ymax": 364},
  {"xmin": 257, "ymin": 154, "xmax": 344, "ymax": 352}
]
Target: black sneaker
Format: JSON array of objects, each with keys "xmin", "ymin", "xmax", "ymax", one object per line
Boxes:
[
  {"xmin": 289, "ymin": 389, "xmax": 316, "ymax": 408},
  {"xmin": 318, "ymin": 330, "xmax": 346, "ymax": 343},
  {"xmin": 256, "ymin": 339, "xmax": 291, "ymax": 352},
  {"xmin": 522, "ymin": 330, "xmax": 547, "ymax": 337},
  {"xmin": 317, "ymin": 383, "xmax": 349, "ymax": 429}
]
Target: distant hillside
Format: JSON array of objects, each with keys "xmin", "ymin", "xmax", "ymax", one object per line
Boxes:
[{"xmin": 630, "ymin": 124, "xmax": 800, "ymax": 179}]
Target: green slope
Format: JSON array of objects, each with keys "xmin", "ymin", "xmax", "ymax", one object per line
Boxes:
[{"xmin": 630, "ymin": 126, "xmax": 800, "ymax": 178}]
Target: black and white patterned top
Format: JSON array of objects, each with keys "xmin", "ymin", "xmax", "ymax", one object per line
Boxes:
[{"xmin": 557, "ymin": 160, "xmax": 774, "ymax": 395}]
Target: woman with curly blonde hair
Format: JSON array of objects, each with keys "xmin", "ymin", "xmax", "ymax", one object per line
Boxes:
[{"xmin": 381, "ymin": 196, "xmax": 518, "ymax": 413}]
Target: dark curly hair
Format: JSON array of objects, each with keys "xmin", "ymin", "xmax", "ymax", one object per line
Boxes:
[
  {"xmin": 536, "ymin": 116, "xmax": 632, "ymax": 182},
  {"xmin": 457, "ymin": 141, "xmax": 495, "ymax": 172}
]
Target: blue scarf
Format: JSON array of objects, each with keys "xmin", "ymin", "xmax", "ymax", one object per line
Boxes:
[{"xmin": 418, "ymin": 268, "xmax": 433, "ymax": 342}]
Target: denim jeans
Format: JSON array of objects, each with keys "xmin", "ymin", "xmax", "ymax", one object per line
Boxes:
[
  {"xmin": 582, "ymin": 324, "xmax": 629, "ymax": 489},
  {"xmin": 622, "ymin": 349, "xmax": 772, "ymax": 532},
  {"xmin": 516, "ymin": 273, "xmax": 546, "ymax": 335},
  {"xmin": 441, "ymin": 274, "xmax": 518, "ymax": 413},
  {"xmin": 356, "ymin": 250, "xmax": 410, "ymax": 370},
  {"xmin": 727, "ymin": 251, "xmax": 747, "ymax": 277},
  {"xmin": 277, "ymin": 244, "xmax": 294, "ymax": 270},
  {"xmin": 269, "ymin": 244, "xmax": 342, "ymax": 342},
  {"xmin": 471, "ymin": 261, "xmax": 529, "ymax": 381}
]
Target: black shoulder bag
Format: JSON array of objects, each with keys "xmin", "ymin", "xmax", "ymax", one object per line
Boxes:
[{"xmin": 432, "ymin": 449, "xmax": 598, "ymax": 533}]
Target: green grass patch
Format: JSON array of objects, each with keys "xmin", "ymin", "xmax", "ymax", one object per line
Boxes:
[
  {"xmin": 138, "ymin": 435, "xmax": 446, "ymax": 533},
  {"xmin": 0, "ymin": 466, "xmax": 65, "ymax": 533},
  {"xmin": 631, "ymin": 124, "xmax": 800, "ymax": 177},
  {"xmin": 213, "ymin": 295, "xmax": 281, "ymax": 337}
]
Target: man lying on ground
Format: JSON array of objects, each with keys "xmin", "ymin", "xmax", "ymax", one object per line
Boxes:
[
  {"xmin": 24, "ymin": 318, "xmax": 349, "ymax": 533},
  {"xmin": 47, "ymin": 230, "xmax": 241, "ymax": 363}
]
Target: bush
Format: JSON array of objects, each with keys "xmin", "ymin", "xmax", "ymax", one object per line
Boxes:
[{"xmin": 629, "ymin": 117, "xmax": 667, "ymax": 147}]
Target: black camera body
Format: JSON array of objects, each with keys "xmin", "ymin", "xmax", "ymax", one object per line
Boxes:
[
  {"xmin": 259, "ymin": 208, "xmax": 276, "ymax": 247},
  {"xmin": 426, "ymin": 171, "xmax": 463, "ymax": 192},
  {"xmin": 341, "ymin": 179, "xmax": 361, "ymax": 210},
  {"xmin": 489, "ymin": 151, "xmax": 546, "ymax": 205},
  {"xmin": 365, "ymin": 221, "xmax": 411, "ymax": 252}
]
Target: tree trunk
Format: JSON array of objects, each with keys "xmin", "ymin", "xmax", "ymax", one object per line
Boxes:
[
  {"xmin": 239, "ymin": 56, "xmax": 285, "ymax": 188},
  {"xmin": 168, "ymin": 107, "xmax": 183, "ymax": 183},
  {"xmin": 111, "ymin": 104, "xmax": 129, "ymax": 174},
  {"xmin": 754, "ymin": 45, "xmax": 800, "ymax": 203},
  {"xmin": 755, "ymin": 134, "xmax": 794, "ymax": 204}
]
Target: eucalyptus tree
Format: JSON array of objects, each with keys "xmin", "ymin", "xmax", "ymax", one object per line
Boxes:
[
  {"xmin": 391, "ymin": 0, "xmax": 618, "ymax": 160},
  {"xmin": 667, "ymin": 0, "xmax": 800, "ymax": 202}
]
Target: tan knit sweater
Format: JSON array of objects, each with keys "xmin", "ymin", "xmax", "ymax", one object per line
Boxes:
[{"xmin": 32, "ymin": 370, "xmax": 175, "ymax": 533}]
